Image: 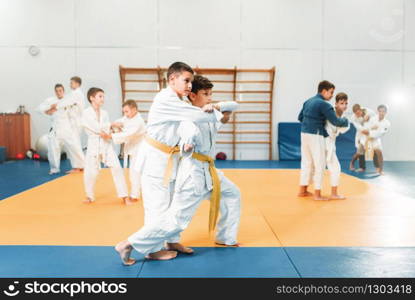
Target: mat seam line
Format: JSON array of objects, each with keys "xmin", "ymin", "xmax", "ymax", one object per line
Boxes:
[
  {"xmin": 136, "ymin": 259, "xmax": 146, "ymax": 278},
  {"xmin": 257, "ymin": 208, "xmax": 302, "ymax": 278}
]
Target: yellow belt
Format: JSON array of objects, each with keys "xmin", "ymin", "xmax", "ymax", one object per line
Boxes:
[
  {"xmin": 191, "ymin": 152, "xmax": 221, "ymax": 232},
  {"xmin": 145, "ymin": 136, "xmax": 180, "ymax": 187}
]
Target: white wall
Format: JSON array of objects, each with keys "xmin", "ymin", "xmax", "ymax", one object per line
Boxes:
[{"xmin": 0, "ymin": 0, "xmax": 414, "ymax": 160}]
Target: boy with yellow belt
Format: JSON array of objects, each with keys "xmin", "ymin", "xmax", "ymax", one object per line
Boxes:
[{"xmin": 116, "ymin": 62, "xmax": 223, "ymax": 263}]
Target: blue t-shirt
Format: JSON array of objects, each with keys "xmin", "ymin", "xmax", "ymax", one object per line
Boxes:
[{"xmin": 298, "ymin": 94, "xmax": 348, "ymax": 137}]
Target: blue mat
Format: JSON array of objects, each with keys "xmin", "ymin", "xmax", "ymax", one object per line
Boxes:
[
  {"xmin": 0, "ymin": 146, "xmax": 5, "ymax": 163},
  {"xmin": 0, "ymin": 160, "xmax": 69, "ymax": 200},
  {"xmin": 2, "ymin": 246, "xmax": 415, "ymax": 278},
  {"xmin": 278, "ymin": 122, "xmax": 356, "ymax": 161},
  {"xmin": 0, "ymin": 246, "xmax": 143, "ymax": 278},
  {"xmin": 139, "ymin": 247, "xmax": 298, "ymax": 278},
  {"xmin": 285, "ymin": 247, "xmax": 415, "ymax": 278}
]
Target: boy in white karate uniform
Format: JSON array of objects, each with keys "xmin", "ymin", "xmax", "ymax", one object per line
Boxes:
[
  {"xmin": 82, "ymin": 87, "xmax": 128, "ymax": 204},
  {"xmin": 360, "ymin": 105, "xmax": 390, "ymax": 175},
  {"xmin": 37, "ymin": 84, "xmax": 85, "ymax": 174},
  {"xmin": 115, "ymin": 62, "xmax": 224, "ymax": 263},
  {"xmin": 325, "ymin": 93, "xmax": 350, "ymax": 200},
  {"xmin": 174, "ymin": 75, "xmax": 241, "ymax": 246},
  {"xmin": 66, "ymin": 76, "xmax": 85, "ymax": 173},
  {"xmin": 348, "ymin": 104, "xmax": 375, "ymax": 172},
  {"xmin": 109, "ymin": 100, "xmax": 146, "ymax": 203}
]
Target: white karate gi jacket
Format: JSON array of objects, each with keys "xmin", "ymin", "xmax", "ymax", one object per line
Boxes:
[
  {"xmin": 365, "ymin": 116, "xmax": 391, "ymax": 151},
  {"xmin": 68, "ymin": 88, "xmax": 85, "ymax": 131},
  {"xmin": 348, "ymin": 107, "xmax": 375, "ymax": 148},
  {"xmin": 175, "ymin": 101, "xmax": 238, "ymax": 194},
  {"xmin": 37, "ymin": 96, "xmax": 77, "ymax": 133},
  {"xmin": 134, "ymin": 86, "xmax": 223, "ymax": 181},
  {"xmin": 112, "ymin": 113, "xmax": 146, "ymax": 168},
  {"xmin": 325, "ymin": 117, "xmax": 350, "ymax": 163},
  {"xmin": 82, "ymin": 106, "xmax": 118, "ymax": 167}
]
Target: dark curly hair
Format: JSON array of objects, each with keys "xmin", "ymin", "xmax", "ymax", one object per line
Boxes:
[{"xmin": 191, "ymin": 75, "xmax": 214, "ymax": 94}]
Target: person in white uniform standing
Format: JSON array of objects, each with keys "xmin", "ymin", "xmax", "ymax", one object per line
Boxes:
[
  {"xmin": 325, "ymin": 92, "xmax": 350, "ymax": 200},
  {"xmin": 66, "ymin": 76, "xmax": 85, "ymax": 174},
  {"xmin": 37, "ymin": 84, "xmax": 85, "ymax": 174},
  {"xmin": 109, "ymin": 100, "xmax": 146, "ymax": 203},
  {"xmin": 348, "ymin": 104, "xmax": 375, "ymax": 172},
  {"xmin": 173, "ymin": 75, "xmax": 241, "ymax": 247},
  {"xmin": 361, "ymin": 104, "xmax": 390, "ymax": 175},
  {"xmin": 114, "ymin": 62, "xmax": 224, "ymax": 264},
  {"xmin": 82, "ymin": 87, "xmax": 129, "ymax": 204}
]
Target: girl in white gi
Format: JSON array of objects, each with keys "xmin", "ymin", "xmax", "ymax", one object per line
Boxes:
[
  {"xmin": 115, "ymin": 62, "xmax": 224, "ymax": 263},
  {"xmin": 110, "ymin": 100, "xmax": 146, "ymax": 203},
  {"xmin": 65, "ymin": 76, "xmax": 85, "ymax": 173},
  {"xmin": 82, "ymin": 87, "xmax": 128, "ymax": 204},
  {"xmin": 348, "ymin": 104, "xmax": 375, "ymax": 172},
  {"xmin": 37, "ymin": 84, "xmax": 85, "ymax": 174},
  {"xmin": 360, "ymin": 105, "xmax": 390, "ymax": 175},
  {"xmin": 325, "ymin": 93, "xmax": 350, "ymax": 200}
]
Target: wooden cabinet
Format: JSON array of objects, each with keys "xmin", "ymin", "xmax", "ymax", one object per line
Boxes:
[{"xmin": 0, "ymin": 113, "xmax": 31, "ymax": 159}]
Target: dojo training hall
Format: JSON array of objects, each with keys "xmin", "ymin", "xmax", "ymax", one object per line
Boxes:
[{"xmin": 1, "ymin": 0, "xmax": 415, "ymax": 278}]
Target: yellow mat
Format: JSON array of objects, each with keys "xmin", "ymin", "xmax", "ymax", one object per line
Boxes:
[{"xmin": 1, "ymin": 169, "xmax": 414, "ymax": 247}]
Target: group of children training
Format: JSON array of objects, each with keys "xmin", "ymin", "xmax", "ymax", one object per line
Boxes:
[
  {"xmin": 38, "ymin": 64, "xmax": 390, "ymax": 263},
  {"xmin": 39, "ymin": 62, "xmax": 242, "ymax": 263},
  {"xmin": 298, "ymin": 80, "xmax": 390, "ymax": 201},
  {"xmin": 38, "ymin": 78, "xmax": 146, "ymax": 205}
]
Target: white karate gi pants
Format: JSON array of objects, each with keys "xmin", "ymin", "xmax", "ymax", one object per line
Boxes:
[
  {"xmin": 125, "ymin": 153, "xmax": 141, "ymax": 199},
  {"xmin": 47, "ymin": 129, "xmax": 84, "ymax": 172},
  {"xmin": 325, "ymin": 138, "xmax": 341, "ymax": 187},
  {"xmin": 128, "ymin": 174, "xmax": 241, "ymax": 255},
  {"xmin": 83, "ymin": 149, "xmax": 128, "ymax": 200},
  {"xmin": 300, "ymin": 133, "xmax": 326, "ymax": 190}
]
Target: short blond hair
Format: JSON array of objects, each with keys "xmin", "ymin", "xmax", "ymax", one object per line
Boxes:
[{"xmin": 352, "ymin": 104, "xmax": 361, "ymax": 113}]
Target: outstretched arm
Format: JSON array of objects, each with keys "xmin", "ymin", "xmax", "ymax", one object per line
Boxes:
[
  {"xmin": 112, "ymin": 116, "xmax": 146, "ymax": 145},
  {"xmin": 37, "ymin": 98, "xmax": 56, "ymax": 116},
  {"xmin": 370, "ymin": 121, "xmax": 390, "ymax": 139},
  {"xmin": 322, "ymin": 105, "xmax": 348, "ymax": 127},
  {"xmin": 149, "ymin": 95, "xmax": 223, "ymax": 125}
]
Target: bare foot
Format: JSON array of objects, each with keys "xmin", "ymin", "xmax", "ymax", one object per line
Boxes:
[
  {"xmin": 314, "ymin": 195, "xmax": 329, "ymax": 201},
  {"xmin": 123, "ymin": 197, "xmax": 134, "ymax": 205},
  {"xmin": 166, "ymin": 243, "xmax": 194, "ymax": 254},
  {"xmin": 83, "ymin": 197, "xmax": 94, "ymax": 204},
  {"xmin": 356, "ymin": 168, "xmax": 365, "ymax": 173},
  {"xmin": 145, "ymin": 250, "xmax": 177, "ymax": 260},
  {"xmin": 298, "ymin": 191, "xmax": 313, "ymax": 197},
  {"xmin": 115, "ymin": 241, "xmax": 136, "ymax": 266},
  {"xmin": 329, "ymin": 194, "xmax": 346, "ymax": 200},
  {"xmin": 129, "ymin": 198, "xmax": 139, "ymax": 202},
  {"xmin": 215, "ymin": 242, "xmax": 240, "ymax": 247}
]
